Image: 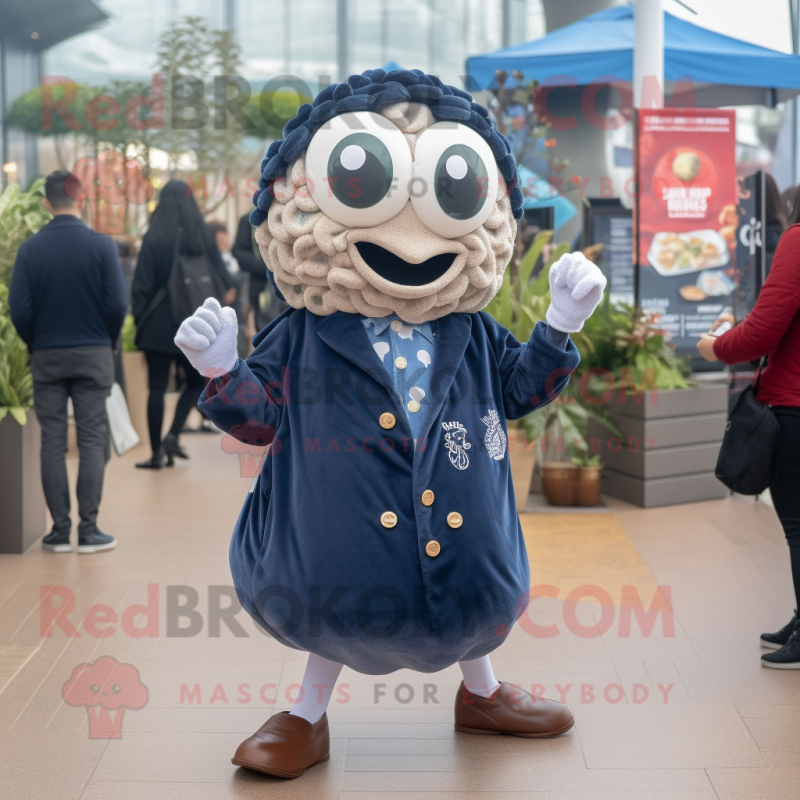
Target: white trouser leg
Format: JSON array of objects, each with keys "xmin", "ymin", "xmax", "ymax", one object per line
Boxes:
[
  {"xmin": 288, "ymin": 653, "xmax": 344, "ymax": 724},
  {"xmin": 458, "ymin": 654, "xmax": 500, "ymax": 698}
]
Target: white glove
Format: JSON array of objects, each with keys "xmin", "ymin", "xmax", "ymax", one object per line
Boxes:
[
  {"xmin": 174, "ymin": 297, "xmax": 239, "ymax": 377},
  {"xmin": 546, "ymin": 252, "xmax": 607, "ymax": 333}
]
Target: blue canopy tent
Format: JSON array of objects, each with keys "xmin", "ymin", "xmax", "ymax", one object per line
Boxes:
[{"xmin": 467, "ymin": 5, "xmax": 800, "ymax": 107}]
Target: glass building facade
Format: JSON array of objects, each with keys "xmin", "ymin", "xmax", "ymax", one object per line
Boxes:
[{"xmin": 44, "ymin": 0, "xmax": 546, "ymax": 90}]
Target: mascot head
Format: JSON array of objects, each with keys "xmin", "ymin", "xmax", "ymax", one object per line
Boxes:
[{"xmin": 251, "ymin": 68, "xmax": 523, "ymax": 324}]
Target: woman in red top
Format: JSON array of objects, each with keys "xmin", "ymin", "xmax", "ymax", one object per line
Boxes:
[{"xmin": 698, "ymin": 216, "xmax": 800, "ymax": 669}]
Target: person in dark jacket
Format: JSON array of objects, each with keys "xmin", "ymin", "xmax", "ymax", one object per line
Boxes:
[
  {"xmin": 231, "ymin": 212, "xmax": 286, "ymax": 334},
  {"xmin": 131, "ymin": 180, "xmax": 234, "ymax": 468},
  {"xmin": 763, "ymin": 173, "xmax": 787, "ymax": 280},
  {"xmin": 699, "ymin": 223, "xmax": 800, "ymax": 668},
  {"xmin": 9, "ymin": 170, "xmax": 127, "ymax": 553}
]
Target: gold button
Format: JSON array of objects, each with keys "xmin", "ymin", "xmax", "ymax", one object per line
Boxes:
[
  {"xmin": 381, "ymin": 512, "xmax": 397, "ymax": 529},
  {"xmin": 390, "ymin": 320, "xmax": 403, "ymax": 333},
  {"xmin": 447, "ymin": 512, "xmax": 463, "ymax": 529},
  {"xmin": 395, "ymin": 356, "xmax": 407, "ymax": 369},
  {"xmin": 421, "ymin": 490, "xmax": 435, "ymax": 506},
  {"xmin": 408, "ymin": 400, "xmax": 420, "ymax": 413},
  {"xmin": 426, "ymin": 540, "xmax": 441, "ymax": 557},
  {"xmin": 379, "ymin": 412, "xmax": 396, "ymax": 430}
]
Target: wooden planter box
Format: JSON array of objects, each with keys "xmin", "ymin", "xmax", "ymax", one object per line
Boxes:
[
  {"xmin": 0, "ymin": 410, "xmax": 46, "ymax": 554},
  {"xmin": 587, "ymin": 383, "xmax": 729, "ymax": 508}
]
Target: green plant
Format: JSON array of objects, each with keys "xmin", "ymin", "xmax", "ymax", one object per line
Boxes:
[
  {"xmin": 0, "ymin": 179, "xmax": 51, "ymax": 425},
  {"xmin": 484, "ymin": 229, "xmax": 569, "ymax": 344},
  {"xmin": 0, "ymin": 283, "xmax": 33, "ymax": 424},
  {"xmin": 485, "ymin": 232, "xmax": 621, "ymax": 448},
  {"xmin": 121, "ymin": 314, "xmax": 138, "ymax": 352},
  {"xmin": 579, "ymin": 297, "xmax": 693, "ymax": 391},
  {"xmin": 0, "ymin": 179, "xmax": 52, "ymax": 287},
  {"xmin": 571, "ymin": 451, "xmax": 602, "ymax": 468}
]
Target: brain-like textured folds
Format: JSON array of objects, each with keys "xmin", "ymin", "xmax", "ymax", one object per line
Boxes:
[{"xmin": 255, "ymin": 101, "xmax": 516, "ymax": 324}]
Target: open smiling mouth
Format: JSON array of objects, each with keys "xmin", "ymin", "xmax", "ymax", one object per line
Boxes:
[{"xmin": 355, "ymin": 242, "xmax": 456, "ymax": 286}]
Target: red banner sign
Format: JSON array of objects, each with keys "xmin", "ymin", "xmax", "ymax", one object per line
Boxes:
[{"xmin": 635, "ymin": 108, "xmax": 737, "ymax": 356}]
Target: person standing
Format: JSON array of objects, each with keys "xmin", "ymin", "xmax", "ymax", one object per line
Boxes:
[
  {"xmin": 9, "ymin": 171, "xmax": 126, "ymax": 553},
  {"xmin": 231, "ymin": 212, "xmax": 286, "ymax": 334},
  {"xmin": 698, "ymin": 221, "xmax": 800, "ymax": 668},
  {"xmin": 131, "ymin": 181, "xmax": 234, "ymax": 469},
  {"xmin": 763, "ymin": 174, "xmax": 787, "ymax": 278}
]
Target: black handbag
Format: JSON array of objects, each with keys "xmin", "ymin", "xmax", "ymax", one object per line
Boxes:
[
  {"xmin": 135, "ymin": 228, "xmax": 226, "ymax": 342},
  {"xmin": 715, "ymin": 359, "xmax": 779, "ymax": 495},
  {"xmin": 166, "ymin": 228, "xmax": 227, "ymax": 323}
]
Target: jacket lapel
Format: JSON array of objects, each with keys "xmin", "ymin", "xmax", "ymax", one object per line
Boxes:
[
  {"xmin": 316, "ymin": 312, "xmax": 399, "ymax": 400},
  {"xmin": 315, "ymin": 312, "xmax": 474, "ymax": 428},
  {"xmin": 416, "ymin": 313, "xmax": 472, "ymax": 444}
]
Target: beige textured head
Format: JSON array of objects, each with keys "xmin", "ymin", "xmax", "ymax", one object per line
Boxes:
[{"xmin": 254, "ymin": 102, "xmax": 516, "ymax": 324}]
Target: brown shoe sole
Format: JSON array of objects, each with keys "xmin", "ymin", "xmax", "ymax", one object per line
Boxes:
[
  {"xmin": 231, "ymin": 752, "xmax": 330, "ymax": 779},
  {"xmin": 454, "ymin": 719, "xmax": 575, "ymax": 738}
]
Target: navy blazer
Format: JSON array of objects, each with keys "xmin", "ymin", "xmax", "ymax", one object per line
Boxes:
[
  {"xmin": 9, "ymin": 215, "xmax": 126, "ymax": 350},
  {"xmin": 200, "ymin": 309, "xmax": 580, "ymax": 674}
]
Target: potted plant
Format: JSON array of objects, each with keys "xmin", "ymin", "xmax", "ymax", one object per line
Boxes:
[
  {"xmin": 579, "ymin": 298, "xmax": 728, "ymax": 508},
  {"xmin": 486, "ymin": 230, "xmax": 627, "ymax": 510},
  {"xmin": 0, "ymin": 282, "xmax": 46, "ymax": 553},
  {"xmin": 541, "ymin": 458, "xmax": 578, "ymax": 506},
  {"xmin": 484, "ymin": 229, "xmax": 569, "ymax": 511},
  {"xmin": 571, "ymin": 451, "xmax": 603, "ymax": 507},
  {"xmin": 0, "ymin": 179, "xmax": 51, "ymax": 553}
]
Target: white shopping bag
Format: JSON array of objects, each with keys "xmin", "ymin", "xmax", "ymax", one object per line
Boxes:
[{"xmin": 106, "ymin": 382, "xmax": 140, "ymax": 456}]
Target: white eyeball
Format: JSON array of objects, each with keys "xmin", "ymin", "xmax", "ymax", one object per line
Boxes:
[
  {"xmin": 410, "ymin": 122, "xmax": 499, "ymax": 239},
  {"xmin": 305, "ymin": 111, "xmax": 412, "ymax": 228}
]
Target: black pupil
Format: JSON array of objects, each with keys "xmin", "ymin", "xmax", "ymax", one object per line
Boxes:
[
  {"xmin": 435, "ymin": 145, "xmax": 488, "ymax": 220},
  {"xmin": 328, "ymin": 134, "xmax": 392, "ymax": 209}
]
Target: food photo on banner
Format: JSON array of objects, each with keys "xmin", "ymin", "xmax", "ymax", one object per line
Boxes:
[{"xmin": 635, "ymin": 107, "xmax": 737, "ymax": 364}]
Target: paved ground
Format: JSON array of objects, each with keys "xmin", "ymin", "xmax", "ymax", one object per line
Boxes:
[{"xmin": 1, "ymin": 431, "xmax": 799, "ymax": 799}]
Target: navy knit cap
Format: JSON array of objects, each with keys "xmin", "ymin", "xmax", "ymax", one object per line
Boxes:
[{"xmin": 250, "ymin": 68, "xmax": 523, "ymax": 229}]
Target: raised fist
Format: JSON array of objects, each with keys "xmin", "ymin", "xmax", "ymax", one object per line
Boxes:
[
  {"xmin": 546, "ymin": 252, "xmax": 607, "ymax": 333},
  {"xmin": 174, "ymin": 297, "xmax": 239, "ymax": 377}
]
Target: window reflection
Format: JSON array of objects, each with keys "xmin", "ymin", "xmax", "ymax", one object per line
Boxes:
[{"xmin": 46, "ymin": 0, "xmax": 545, "ymax": 88}]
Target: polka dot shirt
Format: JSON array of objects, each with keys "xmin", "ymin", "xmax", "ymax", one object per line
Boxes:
[{"xmin": 361, "ymin": 315, "xmax": 436, "ymax": 442}]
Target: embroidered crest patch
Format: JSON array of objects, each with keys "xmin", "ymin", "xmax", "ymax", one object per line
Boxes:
[
  {"xmin": 441, "ymin": 421, "xmax": 471, "ymax": 470},
  {"xmin": 481, "ymin": 409, "xmax": 507, "ymax": 460}
]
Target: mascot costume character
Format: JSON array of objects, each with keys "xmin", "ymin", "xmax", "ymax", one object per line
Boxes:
[{"xmin": 175, "ymin": 68, "xmax": 606, "ymax": 779}]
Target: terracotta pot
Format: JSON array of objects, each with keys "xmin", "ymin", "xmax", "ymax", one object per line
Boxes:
[
  {"xmin": 508, "ymin": 427, "xmax": 537, "ymax": 513},
  {"xmin": 576, "ymin": 465, "xmax": 603, "ymax": 507},
  {"xmin": 542, "ymin": 461, "xmax": 578, "ymax": 506}
]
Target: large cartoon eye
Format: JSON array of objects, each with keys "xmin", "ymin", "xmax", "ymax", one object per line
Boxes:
[
  {"xmin": 90, "ymin": 684, "xmax": 100, "ymax": 694},
  {"xmin": 111, "ymin": 684, "xmax": 121, "ymax": 693},
  {"xmin": 306, "ymin": 111, "xmax": 411, "ymax": 228},
  {"xmin": 411, "ymin": 122, "xmax": 499, "ymax": 239}
]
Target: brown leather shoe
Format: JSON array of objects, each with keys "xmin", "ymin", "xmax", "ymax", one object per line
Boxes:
[
  {"xmin": 231, "ymin": 711, "xmax": 330, "ymax": 779},
  {"xmin": 454, "ymin": 681, "xmax": 574, "ymax": 738}
]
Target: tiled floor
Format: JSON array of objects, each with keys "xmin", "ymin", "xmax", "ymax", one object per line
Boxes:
[{"xmin": 1, "ymin": 432, "xmax": 799, "ymax": 799}]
